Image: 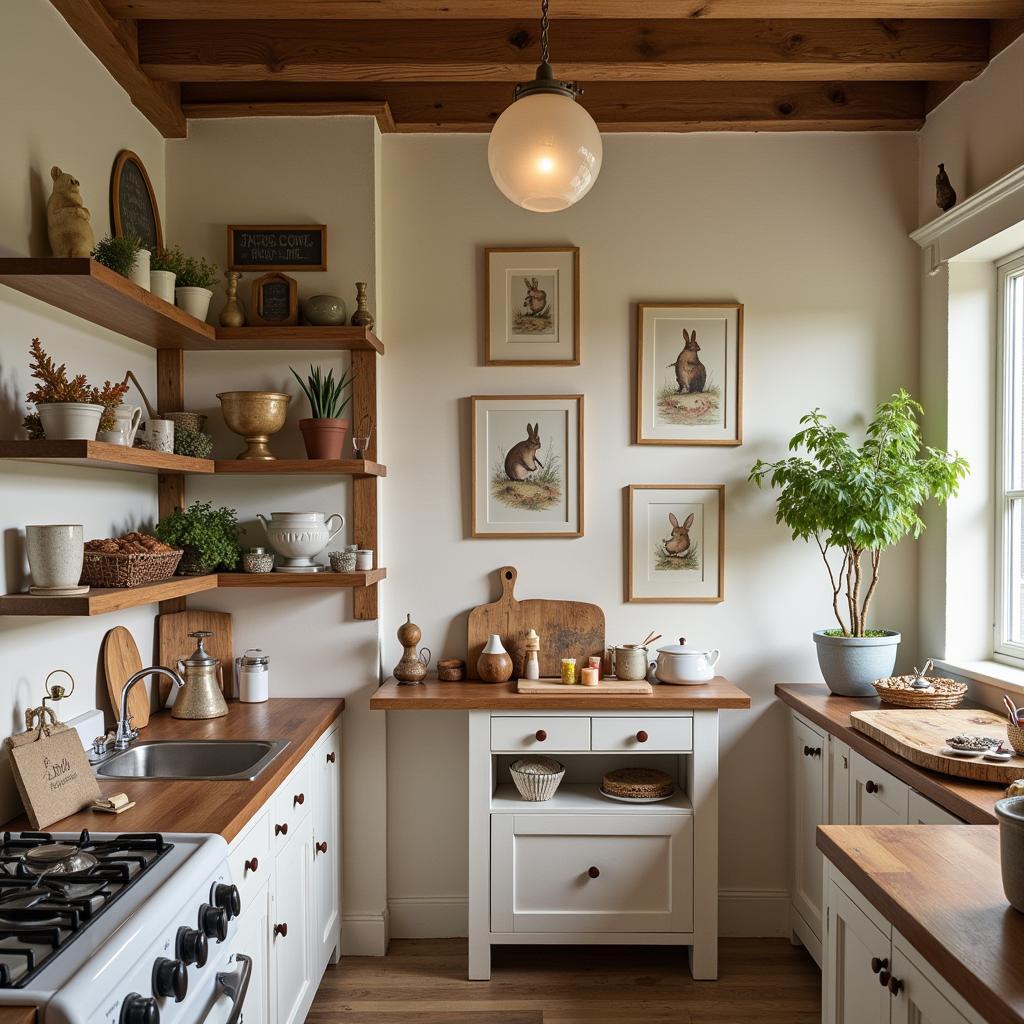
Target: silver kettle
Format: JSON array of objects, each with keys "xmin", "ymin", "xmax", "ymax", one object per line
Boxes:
[{"xmin": 172, "ymin": 630, "xmax": 229, "ymax": 720}]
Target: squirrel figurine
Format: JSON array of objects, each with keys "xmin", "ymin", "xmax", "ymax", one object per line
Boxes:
[{"xmin": 46, "ymin": 166, "xmax": 94, "ymax": 258}]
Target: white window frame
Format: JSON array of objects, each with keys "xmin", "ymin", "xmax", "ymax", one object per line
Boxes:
[{"xmin": 995, "ymin": 250, "xmax": 1024, "ymax": 663}]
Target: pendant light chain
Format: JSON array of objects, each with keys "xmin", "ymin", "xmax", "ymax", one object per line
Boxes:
[{"xmin": 540, "ymin": 0, "xmax": 551, "ymax": 66}]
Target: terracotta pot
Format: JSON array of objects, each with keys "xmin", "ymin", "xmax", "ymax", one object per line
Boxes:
[{"xmin": 299, "ymin": 418, "xmax": 349, "ymax": 460}]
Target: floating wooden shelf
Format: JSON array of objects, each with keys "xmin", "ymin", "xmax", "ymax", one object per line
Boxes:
[
  {"xmin": 212, "ymin": 458, "xmax": 386, "ymax": 477},
  {"xmin": 212, "ymin": 326, "xmax": 383, "ymax": 354},
  {"xmin": 0, "ymin": 575, "xmax": 219, "ymax": 617},
  {"xmin": 217, "ymin": 569, "xmax": 386, "ymax": 588},
  {"xmin": 0, "ymin": 258, "xmax": 214, "ymax": 349},
  {"xmin": 0, "ymin": 440, "xmax": 215, "ymax": 474}
]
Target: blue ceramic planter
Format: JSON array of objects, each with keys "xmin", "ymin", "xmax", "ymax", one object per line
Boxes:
[{"xmin": 812, "ymin": 629, "xmax": 901, "ymax": 697}]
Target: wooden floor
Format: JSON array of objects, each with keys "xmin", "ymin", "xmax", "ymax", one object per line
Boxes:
[{"xmin": 308, "ymin": 938, "xmax": 821, "ymax": 1024}]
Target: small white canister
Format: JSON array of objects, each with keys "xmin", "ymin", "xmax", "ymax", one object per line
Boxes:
[{"xmin": 235, "ymin": 649, "xmax": 270, "ymax": 703}]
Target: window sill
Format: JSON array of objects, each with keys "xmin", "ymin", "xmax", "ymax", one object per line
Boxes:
[{"xmin": 933, "ymin": 657, "xmax": 1024, "ymax": 695}]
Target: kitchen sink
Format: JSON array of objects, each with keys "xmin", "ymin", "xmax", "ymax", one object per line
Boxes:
[{"xmin": 95, "ymin": 739, "xmax": 290, "ymax": 782}]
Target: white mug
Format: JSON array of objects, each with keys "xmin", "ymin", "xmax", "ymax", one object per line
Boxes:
[{"xmin": 142, "ymin": 418, "xmax": 174, "ymax": 453}]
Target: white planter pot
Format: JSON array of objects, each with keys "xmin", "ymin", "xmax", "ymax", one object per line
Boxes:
[
  {"xmin": 36, "ymin": 402, "xmax": 103, "ymax": 440},
  {"xmin": 812, "ymin": 629, "xmax": 901, "ymax": 697},
  {"xmin": 176, "ymin": 286, "xmax": 214, "ymax": 322},
  {"xmin": 150, "ymin": 269, "xmax": 176, "ymax": 303},
  {"xmin": 26, "ymin": 524, "xmax": 84, "ymax": 592},
  {"xmin": 130, "ymin": 248, "xmax": 151, "ymax": 291}
]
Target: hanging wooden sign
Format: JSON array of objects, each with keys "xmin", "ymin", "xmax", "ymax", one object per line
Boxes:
[
  {"xmin": 227, "ymin": 225, "xmax": 327, "ymax": 272},
  {"xmin": 251, "ymin": 272, "xmax": 298, "ymax": 327}
]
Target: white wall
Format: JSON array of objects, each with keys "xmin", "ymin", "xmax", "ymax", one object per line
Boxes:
[
  {"xmin": 0, "ymin": 0, "xmax": 166, "ymax": 822},
  {"xmin": 165, "ymin": 117, "xmax": 389, "ymax": 953},
  {"xmin": 380, "ymin": 132, "xmax": 921, "ymax": 935}
]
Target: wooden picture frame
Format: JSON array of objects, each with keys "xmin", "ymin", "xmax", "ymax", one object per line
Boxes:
[
  {"xmin": 627, "ymin": 484, "xmax": 725, "ymax": 603},
  {"xmin": 471, "ymin": 394, "xmax": 584, "ymax": 538},
  {"xmin": 484, "ymin": 246, "xmax": 580, "ymax": 366},
  {"xmin": 250, "ymin": 272, "xmax": 298, "ymax": 327},
  {"xmin": 227, "ymin": 224, "xmax": 328, "ymax": 272},
  {"xmin": 110, "ymin": 150, "xmax": 163, "ymax": 253},
  {"xmin": 635, "ymin": 302, "xmax": 744, "ymax": 446}
]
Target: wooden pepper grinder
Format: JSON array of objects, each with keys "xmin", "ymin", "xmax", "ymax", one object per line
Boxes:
[{"xmin": 394, "ymin": 614, "xmax": 431, "ymax": 685}]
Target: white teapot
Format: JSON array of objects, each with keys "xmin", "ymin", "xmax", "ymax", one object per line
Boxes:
[
  {"xmin": 650, "ymin": 638, "xmax": 720, "ymax": 685},
  {"xmin": 256, "ymin": 511, "xmax": 345, "ymax": 572}
]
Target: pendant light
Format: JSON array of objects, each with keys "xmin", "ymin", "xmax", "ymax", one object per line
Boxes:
[{"xmin": 487, "ymin": 0, "xmax": 603, "ymax": 213}]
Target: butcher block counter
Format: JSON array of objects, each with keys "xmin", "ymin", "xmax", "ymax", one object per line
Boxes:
[
  {"xmin": 776, "ymin": 682, "xmax": 1006, "ymax": 823},
  {"xmin": 819, "ymin": 825, "xmax": 1024, "ymax": 1024},
  {"xmin": 1, "ymin": 697, "xmax": 344, "ymax": 842}
]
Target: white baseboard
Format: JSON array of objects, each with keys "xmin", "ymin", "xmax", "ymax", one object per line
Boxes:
[
  {"xmin": 386, "ymin": 889, "xmax": 790, "ymax": 940},
  {"xmin": 719, "ymin": 888, "xmax": 791, "ymax": 938},
  {"xmin": 342, "ymin": 907, "xmax": 390, "ymax": 955}
]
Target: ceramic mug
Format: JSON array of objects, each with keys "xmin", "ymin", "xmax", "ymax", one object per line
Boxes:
[
  {"xmin": 25, "ymin": 524, "xmax": 84, "ymax": 592},
  {"xmin": 142, "ymin": 418, "xmax": 174, "ymax": 453}
]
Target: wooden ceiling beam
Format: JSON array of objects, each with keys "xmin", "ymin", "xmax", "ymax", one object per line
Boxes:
[
  {"xmin": 104, "ymin": 1, "xmax": 1024, "ymax": 19},
  {"xmin": 48, "ymin": 0, "xmax": 185, "ymax": 138},
  {"xmin": 180, "ymin": 80, "xmax": 925, "ymax": 132},
  {"xmin": 184, "ymin": 99, "xmax": 396, "ymax": 131},
  {"xmin": 138, "ymin": 18, "xmax": 988, "ymax": 84}
]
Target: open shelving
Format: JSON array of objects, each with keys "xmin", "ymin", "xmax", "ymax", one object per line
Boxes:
[{"xmin": 1, "ymin": 257, "xmax": 385, "ymax": 620}]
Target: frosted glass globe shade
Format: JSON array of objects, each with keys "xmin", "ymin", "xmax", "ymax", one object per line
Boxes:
[{"xmin": 488, "ymin": 91, "xmax": 602, "ymax": 213}]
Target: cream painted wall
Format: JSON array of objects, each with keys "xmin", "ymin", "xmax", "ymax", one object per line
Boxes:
[
  {"xmin": 164, "ymin": 117, "xmax": 388, "ymax": 953},
  {"xmin": 0, "ymin": 0, "xmax": 166, "ymax": 823},
  {"xmin": 380, "ymin": 132, "xmax": 921, "ymax": 935}
]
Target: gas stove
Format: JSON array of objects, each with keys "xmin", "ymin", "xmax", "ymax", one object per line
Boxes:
[{"xmin": 0, "ymin": 831, "xmax": 248, "ymax": 1024}]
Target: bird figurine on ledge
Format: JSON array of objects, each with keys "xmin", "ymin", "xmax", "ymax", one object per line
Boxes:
[{"xmin": 936, "ymin": 163, "xmax": 957, "ymax": 212}]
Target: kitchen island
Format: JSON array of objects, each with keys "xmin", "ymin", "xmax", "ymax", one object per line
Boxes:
[{"xmin": 371, "ymin": 676, "xmax": 749, "ymax": 981}]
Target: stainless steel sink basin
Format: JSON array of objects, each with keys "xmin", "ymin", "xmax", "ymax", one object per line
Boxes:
[{"xmin": 95, "ymin": 739, "xmax": 290, "ymax": 781}]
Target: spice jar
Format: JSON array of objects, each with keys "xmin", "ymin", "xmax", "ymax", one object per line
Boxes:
[
  {"xmin": 560, "ymin": 658, "xmax": 577, "ymax": 685},
  {"xmin": 242, "ymin": 546, "xmax": 274, "ymax": 573}
]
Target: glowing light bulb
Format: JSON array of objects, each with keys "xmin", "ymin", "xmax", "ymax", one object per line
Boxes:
[{"xmin": 536, "ymin": 155, "xmax": 555, "ymax": 174}]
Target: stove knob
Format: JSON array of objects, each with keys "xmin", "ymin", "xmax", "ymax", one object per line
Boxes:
[
  {"xmin": 176, "ymin": 926, "xmax": 208, "ymax": 967},
  {"xmin": 152, "ymin": 958, "xmax": 188, "ymax": 1002},
  {"xmin": 120, "ymin": 993, "xmax": 159, "ymax": 1024},
  {"xmin": 199, "ymin": 903, "xmax": 228, "ymax": 943},
  {"xmin": 213, "ymin": 882, "xmax": 241, "ymax": 920}
]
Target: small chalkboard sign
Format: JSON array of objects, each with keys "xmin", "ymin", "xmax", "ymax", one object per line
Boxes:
[
  {"xmin": 227, "ymin": 225, "xmax": 327, "ymax": 272},
  {"xmin": 110, "ymin": 150, "xmax": 162, "ymax": 253},
  {"xmin": 251, "ymin": 273, "xmax": 298, "ymax": 327}
]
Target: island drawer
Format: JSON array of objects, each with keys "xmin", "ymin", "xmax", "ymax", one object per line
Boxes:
[
  {"xmin": 272, "ymin": 755, "xmax": 313, "ymax": 841},
  {"xmin": 591, "ymin": 717, "xmax": 693, "ymax": 752},
  {"xmin": 491, "ymin": 717, "xmax": 591, "ymax": 752},
  {"xmin": 228, "ymin": 806, "xmax": 270, "ymax": 909}
]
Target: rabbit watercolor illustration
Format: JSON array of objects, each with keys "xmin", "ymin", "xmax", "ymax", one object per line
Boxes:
[
  {"xmin": 664, "ymin": 512, "xmax": 694, "ymax": 557},
  {"xmin": 504, "ymin": 422, "xmax": 544, "ymax": 481},
  {"xmin": 671, "ymin": 329, "xmax": 707, "ymax": 394},
  {"xmin": 522, "ymin": 278, "xmax": 549, "ymax": 318}
]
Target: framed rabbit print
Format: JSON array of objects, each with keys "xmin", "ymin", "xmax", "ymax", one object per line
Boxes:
[
  {"xmin": 635, "ymin": 302, "xmax": 743, "ymax": 446},
  {"xmin": 627, "ymin": 484, "xmax": 725, "ymax": 602},
  {"xmin": 471, "ymin": 395, "xmax": 584, "ymax": 538},
  {"xmin": 484, "ymin": 247, "xmax": 580, "ymax": 365}
]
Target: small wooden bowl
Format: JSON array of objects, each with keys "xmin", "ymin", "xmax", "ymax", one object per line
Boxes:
[
  {"xmin": 1008, "ymin": 723, "xmax": 1024, "ymax": 756},
  {"xmin": 437, "ymin": 658, "xmax": 466, "ymax": 682}
]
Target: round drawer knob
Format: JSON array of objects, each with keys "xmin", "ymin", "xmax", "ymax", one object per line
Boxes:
[
  {"xmin": 888, "ymin": 976, "xmax": 903, "ymax": 996},
  {"xmin": 535, "ymin": 730, "xmax": 547, "ymax": 742},
  {"xmin": 316, "ymin": 841, "xmax": 328, "ymax": 855},
  {"xmin": 244, "ymin": 857, "xmax": 259, "ymax": 875},
  {"xmin": 275, "ymin": 822, "xmax": 288, "ymax": 836},
  {"xmin": 587, "ymin": 866, "xmax": 600, "ymax": 879},
  {"xmin": 871, "ymin": 956, "xmax": 888, "ymax": 975},
  {"xmin": 294, "ymin": 792, "xmax": 305, "ymax": 807},
  {"xmin": 274, "ymin": 923, "xmax": 288, "ymax": 938},
  {"xmin": 636, "ymin": 730, "xmax": 649, "ymax": 743},
  {"xmin": 866, "ymin": 780, "xmax": 880, "ymax": 794},
  {"xmin": 326, "ymin": 751, "xmax": 337, "ymax": 764},
  {"xmin": 879, "ymin": 969, "xmax": 891, "ymax": 987}
]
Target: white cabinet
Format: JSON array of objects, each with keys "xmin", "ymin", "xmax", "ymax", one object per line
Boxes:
[
  {"xmin": 908, "ymin": 790, "xmax": 962, "ymax": 825},
  {"xmin": 230, "ymin": 880, "xmax": 272, "ymax": 1024},
  {"xmin": 890, "ymin": 940, "xmax": 973, "ymax": 1024},
  {"xmin": 273, "ymin": 814, "xmax": 315, "ymax": 1024},
  {"xmin": 829, "ymin": 736, "xmax": 851, "ymax": 825},
  {"xmin": 312, "ymin": 724, "xmax": 341, "ymax": 972},
  {"xmin": 849, "ymin": 751, "xmax": 909, "ymax": 825},
  {"xmin": 791, "ymin": 713, "xmax": 827, "ymax": 953}
]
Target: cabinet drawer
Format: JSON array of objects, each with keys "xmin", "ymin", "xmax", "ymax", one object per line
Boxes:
[
  {"xmin": 850, "ymin": 750, "xmax": 909, "ymax": 825},
  {"xmin": 272, "ymin": 755, "xmax": 313, "ymax": 842},
  {"xmin": 491, "ymin": 717, "xmax": 590, "ymax": 752},
  {"xmin": 591, "ymin": 717, "xmax": 692, "ymax": 752},
  {"xmin": 228, "ymin": 806, "xmax": 270, "ymax": 910},
  {"xmin": 491, "ymin": 813, "xmax": 693, "ymax": 933}
]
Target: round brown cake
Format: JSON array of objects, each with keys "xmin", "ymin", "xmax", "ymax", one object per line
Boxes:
[{"xmin": 601, "ymin": 767, "xmax": 674, "ymax": 800}]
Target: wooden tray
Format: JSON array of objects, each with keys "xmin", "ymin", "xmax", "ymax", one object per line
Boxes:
[
  {"xmin": 517, "ymin": 677, "xmax": 653, "ymax": 695},
  {"xmin": 467, "ymin": 566, "xmax": 605, "ymax": 680},
  {"xmin": 850, "ymin": 708, "xmax": 1024, "ymax": 784}
]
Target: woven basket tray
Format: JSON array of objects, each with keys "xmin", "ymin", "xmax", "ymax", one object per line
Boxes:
[
  {"xmin": 80, "ymin": 549, "xmax": 182, "ymax": 588},
  {"xmin": 872, "ymin": 674, "xmax": 967, "ymax": 709}
]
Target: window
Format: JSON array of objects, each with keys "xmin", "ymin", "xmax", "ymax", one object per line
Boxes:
[{"xmin": 997, "ymin": 252, "xmax": 1024, "ymax": 661}]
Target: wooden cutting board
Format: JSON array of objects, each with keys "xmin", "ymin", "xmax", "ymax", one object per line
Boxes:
[
  {"xmin": 517, "ymin": 677, "xmax": 652, "ymax": 695},
  {"xmin": 467, "ymin": 566, "xmax": 605, "ymax": 680},
  {"xmin": 850, "ymin": 708, "xmax": 1024, "ymax": 784},
  {"xmin": 156, "ymin": 610, "xmax": 233, "ymax": 704},
  {"xmin": 103, "ymin": 626, "xmax": 149, "ymax": 728}
]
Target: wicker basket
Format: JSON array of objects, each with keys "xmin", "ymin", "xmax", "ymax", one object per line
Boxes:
[
  {"xmin": 1008, "ymin": 724, "xmax": 1024, "ymax": 756},
  {"xmin": 80, "ymin": 549, "xmax": 182, "ymax": 588},
  {"xmin": 872, "ymin": 674, "xmax": 967, "ymax": 709},
  {"xmin": 509, "ymin": 757, "xmax": 565, "ymax": 801}
]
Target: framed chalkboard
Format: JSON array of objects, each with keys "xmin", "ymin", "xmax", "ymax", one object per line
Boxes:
[
  {"xmin": 251, "ymin": 273, "xmax": 298, "ymax": 327},
  {"xmin": 110, "ymin": 150, "xmax": 162, "ymax": 253},
  {"xmin": 227, "ymin": 225, "xmax": 327, "ymax": 272}
]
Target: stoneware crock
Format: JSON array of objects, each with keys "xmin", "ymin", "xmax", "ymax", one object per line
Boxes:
[
  {"xmin": 25, "ymin": 524, "xmax": 84, "ymax": 593},
  {"xmin": 995, "ymin": 795, "xmax": 1024, "ymax": 913},
  {"xmin": 651, "ymin": 638, "xmax": 720, "ymax": 685}
]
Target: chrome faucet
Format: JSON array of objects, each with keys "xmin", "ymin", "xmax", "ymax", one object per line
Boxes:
[{"xmin": 114, "ymin": 666, "xmax": 185, "ymax": 750}]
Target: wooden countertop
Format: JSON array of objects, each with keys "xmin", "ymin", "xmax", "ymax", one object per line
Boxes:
[
  {"xmin": 370, "ymin": 676, "xmax": 750, "ymax": 710},
  {"xmin": 0, "ymin": 1009, "xmax": 36, "ymax": 1024},
  {"xmin": 1, "ymin": 698, "xmax": 344, "ymax": 843},
  {"xmin": 776, "ymin": 683, "xmax": 1006, "ymax": 824},
  {"xmin": 818, "ymin": 825, "xmax": 1023, "ymax": 1024}
]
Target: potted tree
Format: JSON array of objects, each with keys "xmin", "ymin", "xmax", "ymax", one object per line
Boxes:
[
  {"xmin": 290, "ymin": 364, "xmax": 355, "ymax": 460},
  {"xmin": 175, "ymin": 254, "xmax": 219, "ymax": 322},
  {"xmin": 749, "ymin": 389, "xmax": 968, "ymax": 696},
  {"xmin": 155, "ymin": 501, "xmax": 241, "ymax": 576}
]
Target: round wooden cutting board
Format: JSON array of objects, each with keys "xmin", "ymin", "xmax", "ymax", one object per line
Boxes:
[{"xmin": 103, "ymin": 626, "xmax": 149, "ymax": 729}]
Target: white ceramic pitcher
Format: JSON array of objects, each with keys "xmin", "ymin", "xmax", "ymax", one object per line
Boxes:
[{"xmin": 256, "ymin": 511, "xmax": 345, "ymax": 572}]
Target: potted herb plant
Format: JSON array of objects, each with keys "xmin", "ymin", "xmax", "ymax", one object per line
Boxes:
[
  {"xmin": 149, "ymin": 245, "xmax": 185, "ymax": 304},
  {"xmin": 24, "ymin": 338, "xmax": 129, "ymax": 441},
  {"xmin": 749, "ymin": 389, "xmax": 968, "ymax": 696},
  {"xmin": 155, "ymin": 501, "xmax": 241, "ymax": 576},
  {"xmin": 92, "ymin": 235, "xmax": 141, "ymax": 282},
  {"xmin": 290, "ymin": 364, "xmax": 356, "ymax": 460},
  {"xmin": 175, "ymin": 254, "xmax": 219, "ymax": 322}
]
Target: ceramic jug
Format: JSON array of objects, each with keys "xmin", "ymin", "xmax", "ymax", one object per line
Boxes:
[{"xmin": 256, "ymin": 511, "xmax": 345, "ymax": 572}]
